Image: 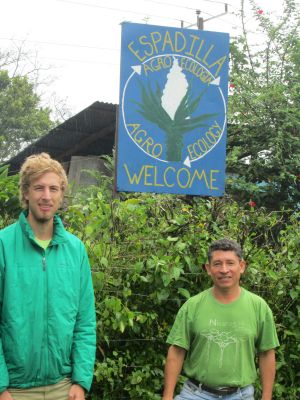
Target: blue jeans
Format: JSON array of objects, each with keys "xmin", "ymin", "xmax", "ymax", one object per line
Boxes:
[{"xmin": 175, "ymin": 380, "xmax": 255, "ymax": 400}]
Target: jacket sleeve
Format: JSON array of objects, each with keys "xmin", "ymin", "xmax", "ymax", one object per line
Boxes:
[
  {"xmin": 71, "ymin": 243, "xmax": 96, "ymax": 392},
  {"xmin": 0, "ymin": 240, "xmax": 9, "ymax": 393}
]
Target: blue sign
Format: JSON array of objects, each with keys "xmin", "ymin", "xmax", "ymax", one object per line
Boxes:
[{"xmin": 116, "ymin": 22, "xmax": 229, "ymax": 196}]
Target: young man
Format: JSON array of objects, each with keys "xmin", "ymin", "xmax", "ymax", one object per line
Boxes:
[
  {"xmin": 163, "ymin": 238, "xmax": 279, "ymax": 400},
  {"xmin": 0, "ymin": 153, "xmax": 96, "ymax": 400}
]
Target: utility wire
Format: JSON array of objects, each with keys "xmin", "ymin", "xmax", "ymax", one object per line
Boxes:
[
  {"xmin": 57, "ymin": 0, "xmax": 242, "ymax": 29},
  {"xmin": 57, "ymin": 0, "xmax": 186, "ymax": 24},
  {"xmin": 40, "ymin": 56, "xmax": 119, "ymax": 65},
  {"xmin": 0, "ymin": 37, "xmax": 119, "ymax": 52},
  {"xmin": 0, "ymin": 1, "xmax": 277, "ymax": 60},
  {"xmin": 143, "ymin": 0, "xmax": 238, "ymax": 10},
  {"xmin": 0, "ymin": 3, "xmax": 253, "ymax": 57},
  {"xmin": 56, "ymin": 0, "xmax": 243, "ymax": 30}
]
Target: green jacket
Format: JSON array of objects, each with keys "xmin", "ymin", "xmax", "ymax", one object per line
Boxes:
[{"xmin": 0, "ymin": 211, "xmax": 96, "ymax": 393}]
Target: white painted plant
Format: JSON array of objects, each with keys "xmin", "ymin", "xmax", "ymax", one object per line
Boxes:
[
  {"xmin": 161, "ymin": 57, "xmax": 188, "ymax": 120},
  {"xmin": 134, "ymin": 57, "xmax": 216, "ymax": 161}
]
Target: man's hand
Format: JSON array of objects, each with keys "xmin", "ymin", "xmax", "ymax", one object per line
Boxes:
[
  {"xmin": 68, "ymin": 384, "xmax": 85, "ymax": 400},
  {"xmin": 0, "ymin": 391, "xmax": 14, "ymax": 400}
]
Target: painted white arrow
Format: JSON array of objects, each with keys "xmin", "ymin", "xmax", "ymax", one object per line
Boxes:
[
  {"xmin": 183, "ymin": 156, "xmax": 191, "ymax": 168},
  {"xmin": 132, "ymin": 65, "xmax": 142, "ymax": 75},
  {"xmin": 210, "ymin": 76, "xmax": 220, "ymax": 86}
]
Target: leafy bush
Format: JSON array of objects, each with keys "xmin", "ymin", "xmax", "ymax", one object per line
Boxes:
[
  {"xmin": 0, "ymin": 167, "xmax": 298, "ymax": 399},
  {"xmin": 63, "ymin": 184, "xmax": 299, "ymax": 400},
  {"xmin": 0, "ymin": 165, "xmax": 21, "ymax": 228}
]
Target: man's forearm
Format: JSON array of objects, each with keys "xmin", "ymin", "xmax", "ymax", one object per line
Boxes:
[
  {"xmin": 163, "ymin": 345, "xmax": 186, "ymax": 400},
  {"xmin": 259, "ymin": 349, "xmax": 276, "ymax": 400}
]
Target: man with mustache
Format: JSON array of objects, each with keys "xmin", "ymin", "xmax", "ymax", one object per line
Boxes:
[{"xmin": 163, "ymin": 238, "xmax": 279, "ymax": 400}]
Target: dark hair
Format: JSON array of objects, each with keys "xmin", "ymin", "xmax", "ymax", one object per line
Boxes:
[{"xmin": 208, "ymin": 238, "xmax": 243, "ymax": 262}]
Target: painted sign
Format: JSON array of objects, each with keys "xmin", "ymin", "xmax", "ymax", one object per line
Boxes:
[{"xmin": 116, "ymin": 22, "xmax": 229, "ymax": 196}]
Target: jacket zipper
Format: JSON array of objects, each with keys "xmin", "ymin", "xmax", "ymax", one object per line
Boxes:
[
  {"xmin": 42, "ymin": 256, "xmax": 46, "ymax": 271},
  {"xmin": 42, "ymin": 250, "xmax": 49, "ymax": 383}
]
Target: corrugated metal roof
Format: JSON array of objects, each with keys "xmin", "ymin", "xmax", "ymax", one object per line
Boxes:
[{"xmin": 6, "ymin": 101, "xmax": 117, "ymax": 174}]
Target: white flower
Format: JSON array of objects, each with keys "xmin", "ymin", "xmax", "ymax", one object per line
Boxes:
[{"xmin": 161, "ymin": 57, "xmax": 188, "ymax": 120}]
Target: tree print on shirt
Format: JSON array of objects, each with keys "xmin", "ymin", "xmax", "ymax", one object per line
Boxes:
[{"xmin": 201, "ymin": 329, "xmax": 247, "ymax": 369}]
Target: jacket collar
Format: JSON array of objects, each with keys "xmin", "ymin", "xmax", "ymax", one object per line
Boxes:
[{"xmin": 19, "ymin": 210, "xmax": 67, "ymax": 245}]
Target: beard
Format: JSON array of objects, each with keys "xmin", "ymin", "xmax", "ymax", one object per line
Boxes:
[
  {"xmin": 35, "ymin": 215, "xmax": 53, "ymax": 223},
  {"xmin": 28, "ymin": 205, "xmax": 56, "ymax": 225}
]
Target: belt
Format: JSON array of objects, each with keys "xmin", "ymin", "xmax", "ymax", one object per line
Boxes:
[{"xmin": 188, "ymin": 377, "xmax": 240, "ymax": 396}]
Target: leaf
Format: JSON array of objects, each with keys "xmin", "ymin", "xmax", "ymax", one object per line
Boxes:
[
  {"xmin": 119, "ymin": 320, "xmax": 125, "ymax": 333},
  {"xmin": 167, "ymin": 236, "xmax": 179, "ymax": 242},
  {"xmin": 174, "ymin": 88, "xmax": 206, "ymax": 122},
  {"xmin": 157, "ymin": 288, "xmax": 170, "ymax": 300},
  {"xmin": 100, "ymin": 257, "xmax": 108, "ymax": 267},
  {"xmin": 172, "ymin": 266, "xmax": 181, "ymax": 280},
  {"xmin": 134, "ymin": 261, "xmax": 144, "ymax": 274},
  {"xmin": 134, "ymin": 80, "xmax": 174, "ymax": 132},
  {"xmin": 176, "ymin": 113, "xmax": 219, "ymax": 133},
  {"xmin": 162, "ymin": 273, "xmax": 172, "ymax": 287},
  {"xmin": 92, "ymin": 271, "xmax": 105, "ymax": 292},
  {"xmin": 290, "ymin": 289, "xmax": 298, "ymax": 300},
  {"xmin": 268, "ymin": 270, "xmax": 278, "ymax": 280},
  {"xmin": 178, "ymin": 288, "xmax": 191, "ymax": 299}
]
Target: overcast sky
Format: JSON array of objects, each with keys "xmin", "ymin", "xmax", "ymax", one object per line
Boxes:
[{"xmin": 0, "ymin": 0, "xmax": 286, "ymax": 116}]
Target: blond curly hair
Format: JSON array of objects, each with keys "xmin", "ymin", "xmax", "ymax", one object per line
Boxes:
[{"xmin": 19, "ymin": 153, "xmax": 68, "ymax": 209}]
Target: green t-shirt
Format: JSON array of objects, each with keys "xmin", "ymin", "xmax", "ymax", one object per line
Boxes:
[
  {"xmin": 167, "ymin": 288, "xmax": 279, "ymax": 387},
  {"xmin": 34, "ymin": 238, "xmax": 51, "ymax": 249}
]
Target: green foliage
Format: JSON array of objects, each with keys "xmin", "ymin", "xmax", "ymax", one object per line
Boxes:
[
  {"xmin": 0, "ymin": 164, "xmax": 299, "ymax": 399},
  {"xmin": 227, "ymin": 0, "xmax": 300, "ymax": 209},
  {"xmin": 61, "ymin": 180, "xmax": 300, "ymax": 400},
  {"xmin": 0, "ymin": 165, "xmax": 21, "ymax": 227},
  {"xmin": 0, "ymin": 69, "xmax": 52, "ymax": 161}
]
